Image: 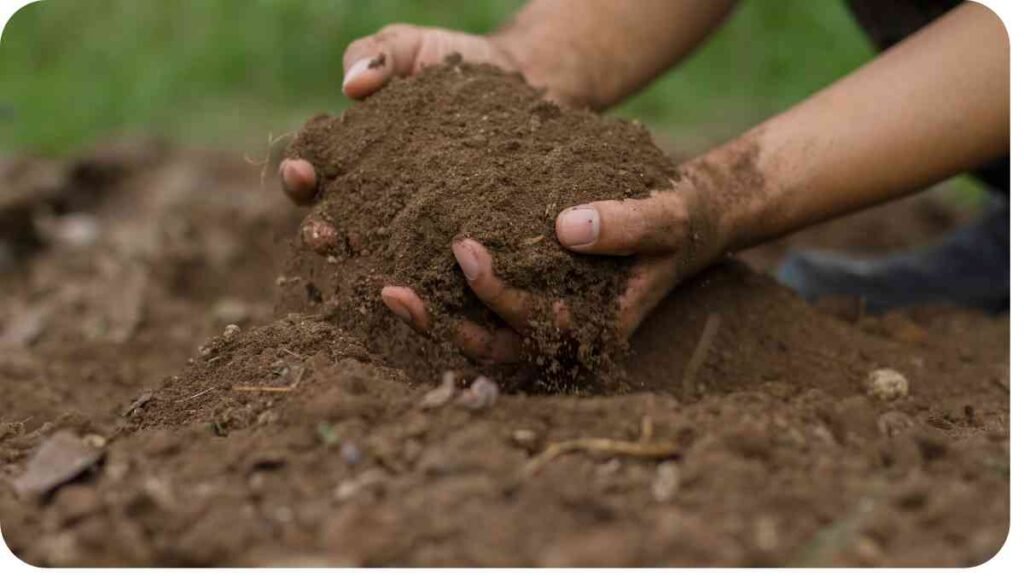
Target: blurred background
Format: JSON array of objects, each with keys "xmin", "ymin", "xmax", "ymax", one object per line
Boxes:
[{"xmin": 2, "ymin": 0, "xmax": 877, "ymax": 156}]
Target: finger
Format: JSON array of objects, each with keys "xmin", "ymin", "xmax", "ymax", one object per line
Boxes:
[
  {"xmin": 279, "ymin": 158, "xmax": 317, "ymax": 205},
  {"xmin": 299, "ymin": 215, "xmax": 339, "ymax": 255},
  {"xmin": 451, "ymin": 238, "xmax": 570, "ymax": 333},
  {"xmin": 380, "ymin": 286, "xmax": 430, "ymax": 332},
  {"xmin": 381, "ymin": 286, "xmax": 522, "ymax": 362},
  {"xmin": 454, "ymin": 321, "xmax": 523, "ymax": 363},
  {"xmin": 343, "ymin": 24, "xmax": 423, "ymax": 99},
  {"xmin": 616, "ymin": 257, "xmax": 680, "ymax": 336},
  {"xmin": 555, "ymin": 192, "xmax": 688, "ymax": 256}
]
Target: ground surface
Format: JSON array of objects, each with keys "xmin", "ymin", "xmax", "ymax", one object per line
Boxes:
[{"xmin": 0, "ymin": 143, "xmax": 1009, "ymax": 567}]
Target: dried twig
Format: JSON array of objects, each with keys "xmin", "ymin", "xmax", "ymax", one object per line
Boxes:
[
  {"xmin": 231, "ymin": 386, "xmax": 296, "ymax": 394},
  {"xmin": 522, "ymin": 437, "xmax": 679, "ymax": 478},
  {"xmin": 681, "ymin": 313, "xmax": 720, "ymax": 396}
]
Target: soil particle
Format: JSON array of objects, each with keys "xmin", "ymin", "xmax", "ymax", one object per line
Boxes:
[
  {"xmin": 286, "ymin": 59, "xmax": 678, "ymax": 387},
  {"xmin": 865, "ymin": 368, "xmax": 910, "ymax": 402}
]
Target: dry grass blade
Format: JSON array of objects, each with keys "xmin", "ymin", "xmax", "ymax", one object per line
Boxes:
[{"xmin": 243, "ymin": 131, "xmax": 295, "ymax": 187}]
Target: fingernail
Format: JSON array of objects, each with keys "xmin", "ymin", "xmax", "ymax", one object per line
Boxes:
[
  {"xmin": 452, "ymin": 241, "xmax": 480, "ymax": 281},
  {"xmin": 557, "ymin": 206, "xmax": 599, "ymax": 247},
  {"xmin": 381, "ymin": 290, "xmax": 412, "ymax": 323},
  {"xmin": 343, "ymin": 58, "xmax": 373, "ymax": 89}
]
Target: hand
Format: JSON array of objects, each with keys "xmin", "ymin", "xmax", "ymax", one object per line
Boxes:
[
  {"xmin": 279, "ymin": 23, "xmax": 523, "ymax": 205},
  {"xmin": 378, "ymin": 181, "xmax": 725, "ymax": 363}
]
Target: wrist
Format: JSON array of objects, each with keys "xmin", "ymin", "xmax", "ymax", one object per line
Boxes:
[
  {"xmin": 677, "ymin": 131, "xmax": 778, "ymax": 257},
  {"xmin": 488, "ymin": 30, "xmax": 593, "ymax": 108}
]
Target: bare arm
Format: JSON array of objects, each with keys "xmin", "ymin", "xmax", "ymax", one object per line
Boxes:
[
  {"xmin": 716, "ymin": 1, "xmax": 1009, "ymax": 251},
  {"xmin": 418, "ymin": 1, "xmax": 1010, "ymax": 359},
  {"xmin": 494, "ymin": 0, "xmax": 738, "ymax": 109},
  {"xmin": 284, "ymin": 1, "xmax": 1008, "ymax": 363}
]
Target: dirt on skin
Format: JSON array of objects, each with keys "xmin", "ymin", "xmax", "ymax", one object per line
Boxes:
[
  {"xmin": 0, "ymin": 132, "xmax": 1009, "ymax": 567},
  {"xmin": 284, "ymin": 57, "xmax": 679, "ymax": 386}
]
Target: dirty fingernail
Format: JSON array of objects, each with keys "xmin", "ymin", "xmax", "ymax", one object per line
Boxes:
[
  {"xmin": 343, "ymin": 58, "xmax": 373, "ymax": 89},
  {"xmin": 452, "ymin": 241, "xmax": 480, "ymax": 281},
  {"xmin": 381, "ymin": 289, "xmax": 413, "ymax": 323},
  {"xmin": 557, "ymin": 206, "xmax": 599, "ymax": 247}
]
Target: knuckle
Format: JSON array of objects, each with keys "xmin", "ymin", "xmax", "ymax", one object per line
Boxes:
[
  {"xmin": 344, "ymin": 37, "xmax": 376, "ymax": 64},
  {"xmin": 469, "ymin": 273, "xmax": 502, "ymax": 302},
  {"xmin": 642, "ymin": 193, "xmax": 689, "ymax": 251},
  {"xmin": 377, "ymin": 23, "xmax": 416, "ymax": 40}
]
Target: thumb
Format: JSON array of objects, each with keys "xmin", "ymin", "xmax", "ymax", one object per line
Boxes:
[
  {"xmin": 342, "ymin": 24, "xmax": 424, "ymax": 99},
  {"xmin": 555, "ymin": 192, "xmax": 689, "ymax": 256}
]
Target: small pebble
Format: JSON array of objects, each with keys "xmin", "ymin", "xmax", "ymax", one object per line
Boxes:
[
  {"xmin": 340, "ymin": 441, "xmax": 362, "ymax": 465},
  {"xmin": 82, "ymin": 434, "xmax": 107, "ymax": 449},
  {"xmin": 222, "ymin": 324, "xmax": 241, "ymax": 341},
  {"xmin": 511, "ymin": 429, "xmax": 538, "ymax": 449},
  {"xmin": 865, "ymin": 368, "xmax": 909, "ymax": 402},
  {"xmin": 334, "ymin": 469, "xmax": 387, "ymax": 502},
  {"xmin": 420, "ymin": 371, "xmax": 456, "ymax": 409},
  {"xmin": 457, "ymin": 376, "xmax": 499, "ymax": 411}
]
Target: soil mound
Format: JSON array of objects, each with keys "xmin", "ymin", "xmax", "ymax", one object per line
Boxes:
[
  {"xmin": 0, "ymin": 143, "xmax": 1009, "ymax": 567},
  {"xmin": 285, "ymin": 56, "xmax": 678, "ymax": 384}
]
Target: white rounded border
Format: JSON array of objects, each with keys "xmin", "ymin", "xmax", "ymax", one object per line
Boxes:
[{"xmin": 0, "ymin": 0, "xmax": 1018, "ymax": 573}]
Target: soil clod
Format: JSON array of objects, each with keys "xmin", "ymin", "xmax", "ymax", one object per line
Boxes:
[{"xmin": 286, "ymin": 57, "xmax": 678, "ymax": 387}]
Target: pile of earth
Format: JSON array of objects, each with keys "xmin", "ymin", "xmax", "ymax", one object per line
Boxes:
[
  {"xmin": 0, "ymin": 121, "xmax": 1008, "ymax": 565},
  {"xmin": 284, "ymin": 56, "xmax": 679, "ymax": 388}
]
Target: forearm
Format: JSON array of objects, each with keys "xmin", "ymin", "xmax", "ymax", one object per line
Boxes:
[
  {"xmin": 697, "ymin": 2, "xmax": 1008, "ymax": 252},
  {"xmin": 492, "ymin": 0, "xmax": 737, "ymax": 109}
]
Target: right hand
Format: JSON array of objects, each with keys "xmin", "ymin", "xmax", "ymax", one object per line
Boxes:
[{"xmin": 280, "ymin": 24, "xmax": 522, "ymax": 204}]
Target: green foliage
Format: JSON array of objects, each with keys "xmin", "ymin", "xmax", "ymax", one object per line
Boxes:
[{"xmin": 1, "ymin": 0, "xmax": 873, "ymax": 155}]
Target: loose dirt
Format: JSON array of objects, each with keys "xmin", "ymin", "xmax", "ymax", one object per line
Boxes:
[
  {"xmin": 0, "ymin": 114, "xmax": 1009, "ymax": 565},
  {"xmin": 285, "ymin": 58, "xmax": 678, "ymax": 385}
]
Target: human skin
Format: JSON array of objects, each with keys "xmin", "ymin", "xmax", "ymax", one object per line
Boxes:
[{"xmin": 280, "ymin": 1, "xmax": 1008, "ymax": 363}]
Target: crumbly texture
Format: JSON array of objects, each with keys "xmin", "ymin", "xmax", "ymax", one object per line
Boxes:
[
  {"xmin": 286, "ymin": 57, "xmax": 678, "ymax": 386},
  {"xmin": 0, "ymin": 143, "xmax": 1009, "ymax": 567}
]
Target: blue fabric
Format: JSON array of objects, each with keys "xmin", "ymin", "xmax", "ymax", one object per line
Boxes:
[{"xmin": 777, "ymin": 197, "xmax": 1009, "ymax": 313}]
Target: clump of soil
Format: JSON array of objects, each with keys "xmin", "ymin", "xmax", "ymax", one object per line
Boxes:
[{"xmin": 286, "ymin": 55, "xmax": 678, "ymax": 384}]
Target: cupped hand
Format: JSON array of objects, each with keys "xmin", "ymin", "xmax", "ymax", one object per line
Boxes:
[
  {"xmin": 279, "ymin": 23, "xmax": 522, "ymax": 205},
  {"xmin": 378, "ymin": 182, "xmax": 725, "ymax": 363}
]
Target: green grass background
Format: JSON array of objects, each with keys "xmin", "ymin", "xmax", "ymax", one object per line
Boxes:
[{"xmin": 1, "ymin": 0, "xmax": 878, "ymax": 156}]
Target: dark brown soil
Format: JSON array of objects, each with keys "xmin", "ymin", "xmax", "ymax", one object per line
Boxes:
[
  {"xmin": 285, "ymin": 58, "xmax": 678, "ymax": 385},
  {"xmin": 0, "ymin": 136, "xmax": 1009, "ymax": 567}
]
